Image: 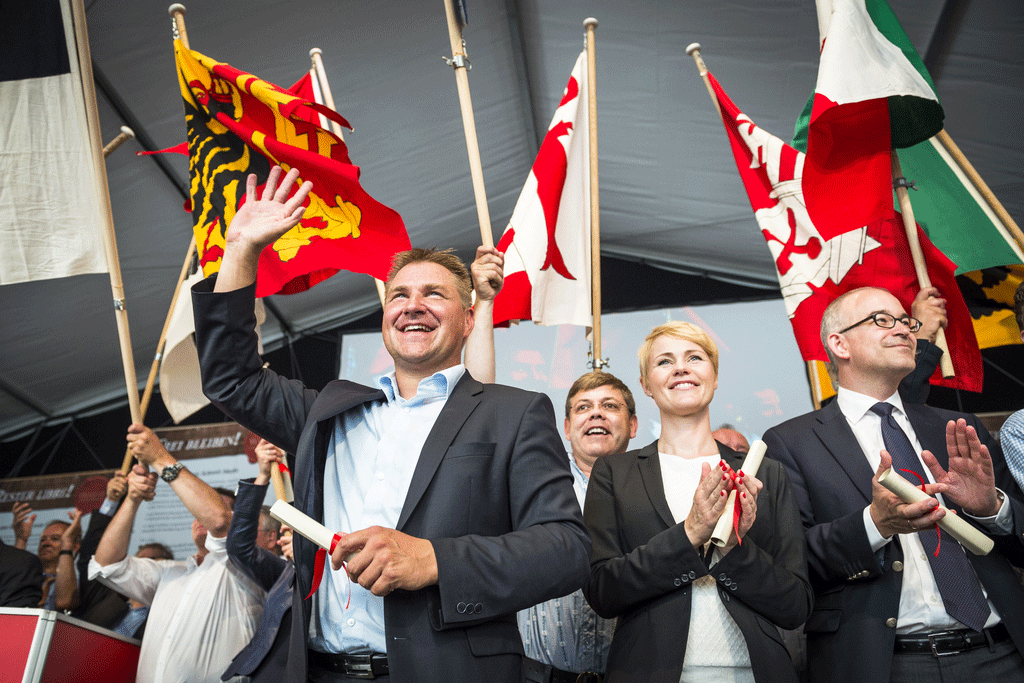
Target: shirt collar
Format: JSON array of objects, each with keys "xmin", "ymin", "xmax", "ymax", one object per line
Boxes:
[
  {"xmin": 375, "ymin": 364, "xmax": 466, "ymax": 404},
  {"xmin": 836, "ymin": 385, "xmax": 906, "ymax": 424}
]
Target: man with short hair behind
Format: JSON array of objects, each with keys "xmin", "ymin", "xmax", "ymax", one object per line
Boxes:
[
  {"xmin": 191, "ymin": 166, "xmax": 589, "ymax": 682},
  {"xmin": 12, "ymin": 503, "xmax": 82, "ymax": 611},
  {"xmin": 519, "ymin": 371, "xmax": 637, "ymax": 683},
  {"xmin": 999, "ymin": 281, "xmax": 1024, "ymax": 490},
  {"xmin": 764, "ymin": 286, "xmax": 1024, "ymax": 683},
  {"xmin": 90, "ymin": 424, "xmax": 265, "ymax": 683}
]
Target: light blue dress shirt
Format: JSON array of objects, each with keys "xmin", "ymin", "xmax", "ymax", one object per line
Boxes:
[
  {"xmin": 517, "ymin": 454, "xmax": 616, "ymax": 673},
  {"xmin": 308, "ymin": 364, "xmax": 465, "ymax": 655},
  {"xmin": 1001, "ymin": 409, "xmax": 1024, "ymax": 492}
]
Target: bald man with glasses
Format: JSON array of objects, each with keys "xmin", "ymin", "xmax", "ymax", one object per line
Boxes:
[{"xmin": 763, "ymin": 286, "xmax": 1024, "ymax": 683}]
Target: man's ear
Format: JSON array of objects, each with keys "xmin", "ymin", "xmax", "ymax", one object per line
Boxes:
[
  {"xmin": 827, "ymin": 332, "xmax": 851, "ymax": 362},
  {"xmin": 564, "ymin": 418, "xmax": 572, "ymax": 440},
  {"xmin": 628, "ymin": 414, "xmax": 639, "ymax": 439},
  {"xmin": 463, "ymin": 305, "xmax": 475, "ymax": 338}
]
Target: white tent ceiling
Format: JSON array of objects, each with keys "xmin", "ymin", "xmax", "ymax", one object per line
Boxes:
[{"xmin": 2, "ymin": 0, "xmax": 1022, "ymax": 441}]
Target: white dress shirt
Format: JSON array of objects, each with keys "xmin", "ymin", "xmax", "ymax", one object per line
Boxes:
[
  {"xmin": 836, "ymin": 387, "xmax": 1009, "ymax": 633},
  {"xmin": 308, "ymin": 364, "xmax": 465, "ymax": 655},
  {"xmin": 89, "ymin": 533, "xmax": 265, "ymax": 683}
]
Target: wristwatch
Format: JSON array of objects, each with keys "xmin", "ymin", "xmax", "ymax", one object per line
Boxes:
[{"xmin": 160, "ymin": 462, "xmax": 185, "ymax": 483}]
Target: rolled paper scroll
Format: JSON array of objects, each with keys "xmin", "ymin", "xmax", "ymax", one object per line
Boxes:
[
  {"xmin": 269, "ymin": 500, "xmax": 336, "ymax": 550},
  {"xmin": 877, "ymin": 468, "xmax": 994, "ymax": 555},
  {"xmin": 710, "ymin": 440, "xmax": 767, "ymax": 547}
]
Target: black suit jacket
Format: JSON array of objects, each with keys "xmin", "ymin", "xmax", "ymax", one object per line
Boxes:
[
  {"xmin": 764, "ymin": 400, "xmax": 1024, "ymax": 683},
  {"xmin": 0, "ymin": 539, "xmax": 43, "ymax": 608},
  {"xmin": 583, "ymin": 441, "xmax": 812, "ymax": 683},
  {"xmin": 73, "ymin": 507, "xmax": 131, "ymax": 629},
  {"xmin": 193, "ymin": 278, "xmax": 590, "ymax": 683}
]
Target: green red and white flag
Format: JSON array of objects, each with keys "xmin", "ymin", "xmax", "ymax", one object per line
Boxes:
[
  {"xmin": 493, "ymin": 52, "xmax": 592, "ymax": 328},
  {"xmin": 797, "ymin": 0, "xmax": 944, "ymax": 241},
  {"xmin": 708, "ymin": 72, "xmax": 982, "ymax": 391}
]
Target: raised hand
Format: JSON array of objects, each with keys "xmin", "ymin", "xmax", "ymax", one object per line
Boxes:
[
  {"xmin": 127, "ymin": 464, "xmax": 158, "ymax": 503},
  {"xmin": 12, "ymin": 501, "xmax": 35, "ymax": 549},
  {"xmin": 471, "ymin": 246, "xmax": 504, "ymax": 302},
  {"xmin": 61, "ymin": 510, "xmax": 83, "ymax": 552},
  {"xmin": 224, "ymin": 166, "xmax": 313, "ymax": 251},
  {"xmin": 106, "ymin": 472, "xmax": 128, "ymax": 502},
  {"xmin": 254, "ymin": 438, "xmax": 284, "ymax": 485},
  {"xmin": 911, "ymin": 286, "xmax": 947, "ymax": 343},
  {"xmin": 278, "ymin": 525, "xmax": 294, "ymax": 562},
  {"xmin": 684, "ymin": 461, "xmax": 732, "ymax": 549},
  {"xmin": 922, "ymin": 419, "xmax": 1000, "ymax": 517},
  {"xmin": 126, "ymin": 424, "xmax": 173, "ymax": 469}
]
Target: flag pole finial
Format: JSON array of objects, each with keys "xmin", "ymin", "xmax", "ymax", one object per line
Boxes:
[
  {"xmin": 168, "ymin": 5, "xmax": 188, "ymax": 48},
  {"xmin": 584, "ymin": 17, "xmax": 598, "ymax": 29},
  {"xmin": 309, "ymin": 47, "xmax": 322, "ymax": 58}
]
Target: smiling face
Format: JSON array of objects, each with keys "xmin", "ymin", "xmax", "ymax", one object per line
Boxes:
[
  {"xmin": 564, "ymin": 386, "xmax": 638, "ymax": 466},
  {"xmin": 382, "ymin": 261, "xmax": 474, "ymax": 382},
  {"xmin": 37, "ymin": 523, "xmax": 67, "ymax": 564},
  {"xmin": 828, "ymin": 288, "xmax": 917, "ymax": 391},
  {"xmin": 641, "ymin": 336, "xmax": 718, "ymax": 419}
]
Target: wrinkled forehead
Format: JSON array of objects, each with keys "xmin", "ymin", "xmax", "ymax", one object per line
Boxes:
[
  {"xmin": 570, "ymin": 385, "xmax": 627, "ymax": 408},
  {"xmin": 388, "ymin": 261, "xmax": 458, "ymax": 291}
]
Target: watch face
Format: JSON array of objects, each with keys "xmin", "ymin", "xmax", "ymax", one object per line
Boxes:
[{"xmin": 161, "ymin": 464, "xmax": 182, "ymax": 482}]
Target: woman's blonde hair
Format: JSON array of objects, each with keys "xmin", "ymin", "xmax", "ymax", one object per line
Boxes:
[{"xmin": 637, "ymin": 321, "xmax": 719, "ymax": 386}]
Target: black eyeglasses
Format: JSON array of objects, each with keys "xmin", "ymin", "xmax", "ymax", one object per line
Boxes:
[{"xmin": 839, "ymin": 312, "xmax": 922, "ymax": 334}]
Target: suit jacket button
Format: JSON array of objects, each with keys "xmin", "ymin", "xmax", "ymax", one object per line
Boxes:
[
  {"xmin": 719, "ymin": 573, "xmax": 728, "ymax": 581},
  {"xmin": 475, "ymin": 603, "xmax": 483, "ymax": 614},
  {"xmin": 674, "ymin": 578, "xmax": 682, "ymax": 586},
  {"xmin": 892, "ymin": 561, "xmax": 904, "ymax": 572},
  {"xmin": 457, "ymin": 602, "xmax": 467, "ymax": 614},
  {"xmin": 885, "ymin": 618, "xmax": 897, "ymax": 628},
  {"xmin": 689, "ymin": 571, "xmax": 696, "ymax": 579}
]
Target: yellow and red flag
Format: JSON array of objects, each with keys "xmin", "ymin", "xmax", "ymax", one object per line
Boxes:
[{"xmin": 175, "ymin": 41, "xmax": 409, "ymax": 296}]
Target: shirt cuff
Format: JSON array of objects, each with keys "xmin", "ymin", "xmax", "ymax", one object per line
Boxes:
[
  {"xmin": 863, "ymin": 506, "xmax": 891, "ymax": 552},
  {"xmin": 88, "ymin": 555, "xmax": 129, "ymax": 581},
  {"xmin": 98, "ymin": 499, "xmax": 119, "ymax": 516},
  {"xmin": 965, "ymin": 488, "xmax": 1013, "ymax": 534}
]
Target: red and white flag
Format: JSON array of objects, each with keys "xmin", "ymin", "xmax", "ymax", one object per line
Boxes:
[
  {"xmin": 493, "ymin": 52, "xmax": 591, "ymax": 328},
  {"xmin": 709, "ymin": 71, "xmax": 982, "ymax": 391}
]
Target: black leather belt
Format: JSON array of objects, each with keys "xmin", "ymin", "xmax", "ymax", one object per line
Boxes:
[
  {"xmin": 308, "ymin": 650, "xmax": 389, "ymax": 679},
  {"xmin": 523, "ymin": 657, "xmax": 602, "ymax": 683},
  {"xmin": 893, "ymin": 623, "xmax": 1010, "ymax": 657}
]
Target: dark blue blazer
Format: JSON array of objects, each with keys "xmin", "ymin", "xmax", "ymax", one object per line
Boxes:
[
  {"xmin": 764, "ymin": 400, "xmax": 1024, "ymax": 683},
  {"xmin": 223, "ymin": 479, "xmax": 297, "ymax": 682}
]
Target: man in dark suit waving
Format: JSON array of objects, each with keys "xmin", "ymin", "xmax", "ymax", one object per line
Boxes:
[
  {"xmin": 764, "ymin": 286, "xmax": 1024, "ymax": 683},
  {"xmin": 192, "ymin": 166, "xmax": 589, "ymax": 683}
]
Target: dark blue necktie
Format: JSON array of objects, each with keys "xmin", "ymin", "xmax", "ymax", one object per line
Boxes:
[{"xmin": 870, "ymin": 402, "xmax": 991, "ymax": 633}]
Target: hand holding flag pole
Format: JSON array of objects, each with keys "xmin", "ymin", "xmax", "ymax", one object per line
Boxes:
[{"xmin": 891, "ymin": 153, "xmax": 955, "ymax": 378}]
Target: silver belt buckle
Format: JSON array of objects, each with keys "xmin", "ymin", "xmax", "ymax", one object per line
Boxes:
[
  {"xmin": 343, "ymin": 655, "xmax": 376, "ymax": 679},
  {"xmin": 928, "ymin": 631, "xmax": 963, "ymax": 657}
]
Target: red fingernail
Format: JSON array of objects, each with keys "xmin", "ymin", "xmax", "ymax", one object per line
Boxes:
[
  {"xmin": 721, "ymin": 491, "xmax": 726, "ymax": 497},
  {"xmin": 742, "ymin": 492, "xmax": 747, "ymax": 499}
]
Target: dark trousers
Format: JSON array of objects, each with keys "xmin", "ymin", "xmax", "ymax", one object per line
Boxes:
[{"xmin": 890, "ymin": 639, "xmax": 1024, "ymax": 683}]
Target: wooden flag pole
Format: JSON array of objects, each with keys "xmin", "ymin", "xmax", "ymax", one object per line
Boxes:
[
  {"xmin": 120, "ymin": 237, "xmax": 198, "ymax": 473},
  {"xmin": 585, "ymin": 18, "xmax": 605, "ymax": 370},
  {"xmin": 309, "ymin": 48, "xmax": 386, "ymax": 306},
  {"xmin": 103, "ymin": 126, "xmax": 135, "ymax": 158},
  {"xmin": 270, "ymin": 467, "xmax": 288, "ymax": 501},
  {"xmin": 686, "ymin": 43, "xmax": 721, "ymax": 118},
  {"xmin": 892, "ymin": 152, "xmax": 955, "ymax": 378},
  {"xmin": 70, "ymin": 0, "xmax": 142, "ymax": 430},
  {"xmin": 440, "ymin": 0, "xmax": 494, "ymax": 249},
  {"xmin": 936, "ymin": 129, "xmax": 1024, "ymax": 253},
  {"xmin": 169, "ymin": 4, "xmax": 188, "ymax": 49}
]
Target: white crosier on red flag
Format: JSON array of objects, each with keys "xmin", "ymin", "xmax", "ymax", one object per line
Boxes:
[
  {"xmin": 707, "ymin": 71, "xmax": 982, "ymax": 391},
  {"xmin": 492, "ymin": 52, "xmax": 592, "ymax": 328}
]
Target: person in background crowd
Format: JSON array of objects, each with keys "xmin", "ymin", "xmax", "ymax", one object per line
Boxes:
[
  {"xmin": 585, "ymin": 321, "xmax": 811, "ymax": 683},
  {"xmin": 764, "ymin": 286, "xmax": 1024, "ymax": 683},
  {"xmin": 111, "ymin": 542, "xmax": 175, "ymax": 639},
  {"xmin": 0, "ymin": 535, "xmax": 43, "ymax": 607},
  {"xmin": 12, "ymin": 501, "xmax": 81, "ymax": 611},
  {"xmin": 191, "ymin": 166, "xmax": 589, "ymax": 683},
  {"xmin": 999, "ymin": 281, "xmax": 1024, "ymax": 490},
  {"xmin": 90, "ymin": 424, "xmax": 264, "ymax": 683},
  {"xmin": 711, "ymin": 424, "xmax": 750, "ymax": 454},
  {"xmin": 223, "ymin": 440, "xmax": 297, "ymax": 682},
  {"xmin": 520, "ymin": 371, "xmax": 638, "ymax": 683}
]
